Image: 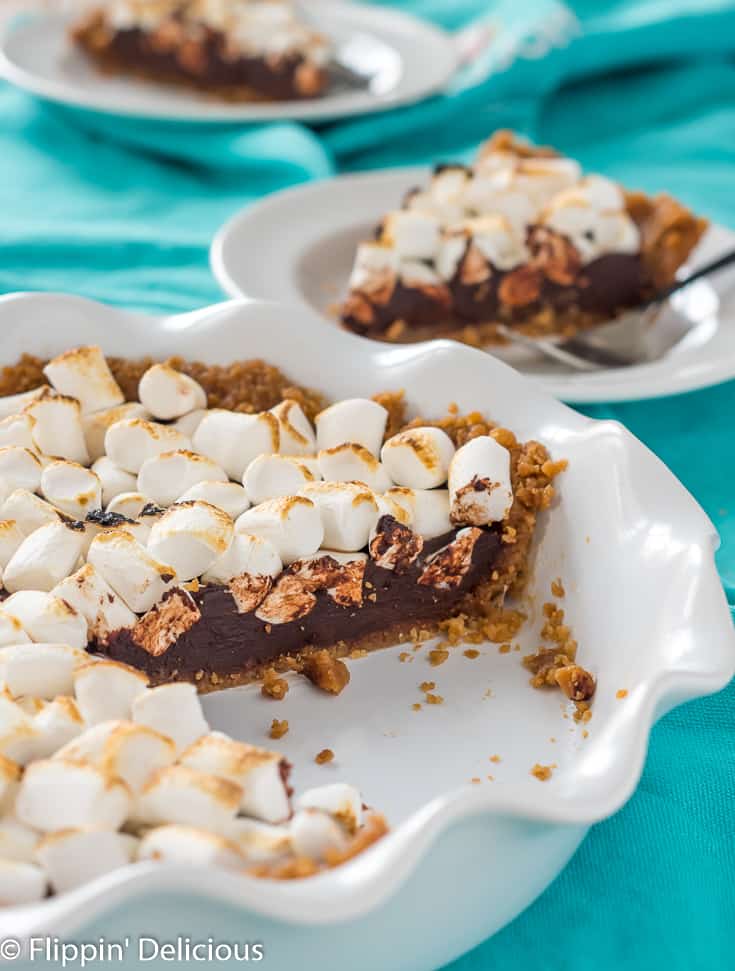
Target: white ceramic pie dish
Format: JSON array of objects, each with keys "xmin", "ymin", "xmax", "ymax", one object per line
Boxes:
[{"xmin": 0, "ymin": 292, "xmax": 732, "ymax": 970}]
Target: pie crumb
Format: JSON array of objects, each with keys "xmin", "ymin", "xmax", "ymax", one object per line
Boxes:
[
  {"xmin": 616, "ymin": 688, "xmax": 628, "ymax": 699},
  {"xmin": 425, "ymin": 693, "xmax": 444, "ymax": 705},
  {"xmin": 412, "ymin": 703, "xmax": 422, "ymax": 711},
  {"xmin": 269, "ymin": 718, "xmax": 289, "ymax": 740},
  {"xmin": 489, "ymin": 754, "xmax": 501, "ymax": 763},
  {"xmin": 302, "ymin": 651, "xmax": 350, "ymax": 695},
  {"xmin": 315, "ymin": 748, "xmax": 334, "ymax": 765},
  {"xmin": 261, "ymin": 668, "xmax": 289, "ymax": 701},
  {"xmin": 531, "ymin": 763, "xmax": 553, "ymax": 781},
  {"xmin": 428, "ymin": 648, "xmax": 449, "ymax": 667},
  {"xmin": 551, "ymin": 578, "xmax": 565, "ymax": 598},
  {"xmin": 419, "ymin": 681, "xmax": 436, "ymax": 692},
  {"xmin": 463, "ymin": 649, "xmax": 480, "ymax": 659}
]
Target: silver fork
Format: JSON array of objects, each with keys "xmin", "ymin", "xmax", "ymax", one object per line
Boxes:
[{"xmin": 497, "ymin": 247, "xmax": 735, "ymax": 371}]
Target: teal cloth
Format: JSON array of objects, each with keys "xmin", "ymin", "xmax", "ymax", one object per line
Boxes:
[{"xmin": 1, "ymin": 0, "xmax": 735, "ymax": 967}]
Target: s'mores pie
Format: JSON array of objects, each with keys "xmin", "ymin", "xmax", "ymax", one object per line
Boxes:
[
  {"xmin": 72, "ymin": 0, "xmax": 332, "ymax": 102},
  {"xmin": 341, "ymin": 130, "xmax": 708, "ymax": 345}
]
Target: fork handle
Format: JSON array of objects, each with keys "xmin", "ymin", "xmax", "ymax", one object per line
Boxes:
[{"xmin": 651, "ymin": 247, "xmax": 735, "ymax": 306}]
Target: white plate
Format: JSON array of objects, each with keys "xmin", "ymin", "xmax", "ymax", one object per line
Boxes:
[
  {"xmin": 0, "ymin": 6, "xmax": 457, "ymax": 124},
  {"xmin": 211, "ymin": 167, "xmax": 735, "ymax": 403},
  {"xmin": 1, "ymin": 292, "xmax": 732, "ymax": 969}
]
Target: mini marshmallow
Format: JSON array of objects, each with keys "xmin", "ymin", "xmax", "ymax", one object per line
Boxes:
[
  {"xmin": 315, "ymin": 398, "xmax": 388, "ymax": 457},
  {"xmin": 295, "ymin": 782, "xmax": 364, "ymax": 833},
  {"xmin": 32, "ymin": 696, "xmax": 85, "ymax": 759},
  {"xmin": 179, "ymin": 733, "xmax": 291, "ymax": 824},
  {"xmin": 192, "ymin": 410, "xmax": 280, "ymax": 481},
  {"xmin": 290, "ymin": 809, "xmax": 348, "ymax": 860},
  {"xmin": 0, "ymin": 386, "xmax": 48, "ymax": 422},
  {"xmin": 138, "ymin": 364, "xmax": 207, "ymax": 421},
  {"xmin": 0, "ymin": 446, "xmax": 42, "ymax": 494},
  {"xmin": 0, "ymin": 606, "xmax": 28, "ymax": 646},
  {"xmin": 3, "ymin": 521, "xmax": 86, "ymax": 593},
  {"xmin": 228, "ymin": 818, "xmax": 293, "ymax": 863},
  {"xmin": 347, "ymin": 242, "xmax": 400, "ymax": 293},
  {"xmin": 138, "ymin": 450, "xmax": 227, "ymax": 508},
  {"xmin": 54, "ymin": 720, "xmax": 120, "ymax": 763},
  {"xmin": 88, "ymin": 529, "xmax": 177, "ymax": 613},
  {"xmin": 448, "ymin": 435, "xmax": 513, "ymax": 525},
  {"xmin": 105, "ymin": 418, "xmax": 191, "ymax": 475},
  {"xmin": 0, "ymin": 413, "xmax": 36, "ymax": 451},
  {"xmin": 0, "ymin": 694, "xmax": 39, "ymax": 764},
  {"xmin": 235, "ymin": 496, "xmax": 323, "ymax": 565},
  {"xmin": 136, "ymin": 765, "xmax": 242, "ymax": 835},
  {"xmin": 16, "ymin": 759, "xmax": 131, "ymax": 832},
  {"xmin": 318, "ymin": 443, "xmax": 393, "ymax": 492},
  {"xmin": 270, "ymin": 399, "xmax": 316, "ymax": 456},
  {"xmin": 132, "ymin": 683, "xmax": 209, "ymax": 754},
  {"xmin": 285, "ymin": 454, "xmax": 321, "ymax": 479},
  {"xmin": 53, "ymin": 564, "xmax": 137, "ymax": 643},
  {"xmin": 91, "ymin": 456, "xmax": 137, "ymax": 507},
  {"xmin": 106, "ymin": 491, "xmax": 150, "ymax": 519},
  {"xmin": 36, "ymin": 827, "xmax": 137, "ymax": 895},
  {"xmin": 83, "ymin": 402, "xmax": 150, "ymax": 463},
  {"xmin": 137, "ymin": 825, "xmax": 243, "ymax": 869},
  {"xmin": 0, "ymin": 644, "xmax": 88, "ymax": 700},
  {"xmin": 74, "ymin": 661, "xmax": 149, "ymax": 726},
  {"xmin": 382, "ymin": 488, "xmax": 451, "ymax": 540},
  {"xmin": 381, "ymin": 209, "xmax": 442, "ymax": 261},
  {"xmin": 24, "ymin": 390, "xmax": 89, "ymax": 465},
  {"xmin": 0, "ymin": 860, "xmax": 47, "ymax": 904},
  {"xmin": 0, "ymin": 754, "xmax": 21, "ymax": 814},
  {"xmin": 173, "ymin": 408, "xmax": 208, "ymax": 438},
  {"xmin": 243, "ymin": 454, "xmax": 314, "ymax": 505},
  {"xmin": 299, "ymin": 482, "xmax": 378, "ymax": 553},
  {"xmin": 1, "ymin": 489, "xmax": 64, "ymax": 536},
  {"xmin": 0, "ymin": 817, "xmax": 38, "ymax": 863},
  {"xmin": 178, "ymin": 480, "xmax": 250, "ymax": 519},
  {"xmin": 65, "ymin": 721, "xmax": 176, "ymax": 793},
  {"xmin": 2, "ymin": 591, "xmax": 87, "ymax": 647},
  {"xmin": 0, "ymin": 519, "xmax": 26, "ymax": 570},
  {"xmin": 201, "ymin": 533, "xmax": 282, "ymax": 584},
  {"xmin": 40, "ymin": 460, "xmax": 102, "ymax": 519},
  {"xmin": 147, "ymin": 501, "xmax": 233, "ymax": 582},
  {"xmin": 381, "ymin": 427, "xmax": 455, "ymax": 489},
  {"xmin": 44, "ymin": 345, "xmax": 124, "ymax": 415}
]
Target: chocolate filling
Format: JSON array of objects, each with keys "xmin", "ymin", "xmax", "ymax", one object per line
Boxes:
[{"xmin": 101, "ymin": 527, "xmax": 502, "ymax": 683}]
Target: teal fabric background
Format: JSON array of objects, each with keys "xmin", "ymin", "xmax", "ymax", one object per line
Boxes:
[{"xmin": 0, "ymin": 0, "xmax": 734, "ymax": 967}]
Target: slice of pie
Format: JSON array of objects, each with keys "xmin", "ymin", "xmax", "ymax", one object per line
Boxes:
[
  {"xmin": 0, "ymin": 345, "xmax": 590, "ymax": 704},
  {"xmin": 340, "ymin": 130, "xmax": 708, "ymax": 345},
  {"xmin": 72, "ymin": 0, "xmax": 332, "ymax": 101}
]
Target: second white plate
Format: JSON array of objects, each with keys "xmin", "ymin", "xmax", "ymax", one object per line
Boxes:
[{"xmin": 211, "ymin": 167, "xmax": 735, "ymax": 403}]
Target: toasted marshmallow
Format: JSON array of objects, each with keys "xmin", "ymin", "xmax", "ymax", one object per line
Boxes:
[
  {"xmin": 315, "ymin": 399, "xmax": 388, "ymax": 457},
  {"xmin": 53, "ymin": 719, "xmax": 119, "ymax": 762},
  {"xmin": 3, "ymin": 521, "xmax": 86, "ymax": 593},
  {"xmin": 179, "ymin": 733, "xmax": 291, "ymax": 824},
  {"xmin": 0, "ymin": 644, "xmax": 88, "ymax": 700},
  {"xmin": 70, "ymin": 721, "xmax": 176, "ymax": 793},
  {"xmin": 0, "ymin": 519, "xmax": 26, "ymax": 570},
  {"xmin": 138, "ymin": 450, "xmax": 227, "ymax": 508},
  {"xmin": 0, "ymin": 413, "xmax": 36, "ymax": 451},
  {"xmin": 381, "ymin": 427, "xmax": 455, "ymax": 489},
  {"xmin": 36, "ymin": 827, "xmax": 137, "ymax": 894},
  {"xmin": 138, "ymin": 364, "xmax": 207, "ymax": 420},
  {"xmin": 399, "ymin": 260, "xmax": 443, "ymax": 289},
  {"xmin": 299, "ymin": 481, "xmax": 378, "ymax": 553},
  {"xmin": 147, "ymin": 501, "xmax": 233, "ymax": 582},
  {"xmin": 178, "ymin": 480, "xmax": 250, "ymax": 520},
  {"xmin": 228, "ymin": 817, "xmax": 292, "ymax": 863},
  {"xmin": 0, "ymin": 816, "xmax": 38, "ymax": 863},
  {"xmin": 286, "ymin": 454, "xmax": 321, "ymax": 479},
  {"xmin": 201, "ymin": 533, "xmax": 282, "ymax": 584},
  {"xmin": 106, "ymin": 491, "xmax": 150, "ymax": 520},
  {"xmin": 1, "ymin": 489, "xmax": 64, "ymax": 536},
  {"xmin": 83, "ymin": 402, "xmax": 149, "ymax": 463},
  {"xmin": 436, "ymin": 232, "xmax": 470, "ymax": 281},
  {"xmin": 32, "ymin": 696, "xmax": 85, "ymax": 758},
  {"xmin": 0, "ymin": 695, "xmax": 39, "ymax": 764},
  {"xmin": 74, "ymin": 660, "xmax": 149, "ymax": 726},
  {"xmin": 193, "ymin": 410, "xmax": 280, "ymax": 481},
  {"xmin": 24, "ymin": 390, "xmax": 89, "ymax": 465},
  {"xmin": 43, "ymin": 345, "xmax": 123, "ymax": 416},
  {"xmin": 136, "ymin": 765, "xmax": 241, "ymax": 835},
  {"xmin": 318, "ymin": 443, "xmax": 393, "ymax": 492},
  {"xmin": 91, "ymin": 456, "xmax": 137, "ymax": 507},
  {"xmin": 0, "ymin": 386, "xmax": 48, "ymax": 421},
  {"xmin": 448, "ymin": 435, "xmax": 513, "ymax": 525},
  {"xmin": 40, "ymin": 460, "xmax": 102, "ymax": 519},
  {"xmin": 463, "ymin": 214, "xmax": 529, "ymax": 270},
  {"xmin": 3, "ymin": 591, "xmax": 87, "ymax": 647},
  {"xmin": 105, "ymin": 419, "xmax": 191, "ymax": 475},
  {"xmin": 348, "ymin": 241, "xmax": 400, "ymax": 293},
  {"xmin": 243, "ymin": 454, "xmax": 314, "ymax": 505},
  {"xmin": 132, "ymin": 683, "xmax": 209, "ymax": 754},
  {"xmin": 381, "ymin": 487, "xmax": 451, "ymax": 539},
  {"xmin": 0, "ymin": 860, "xmax": 47, "ymax": 904},
  {"xmin": 290, "ymin": 809, "xmax": 348, "ymax": 860},
  {"xmin": 52, "ymin": 564, "xmax": 137, "ymax": 643},
  {"xmin": 270, "ymin": 400, "xmax": 317, "ymax": 456},
  {"xmin": 295, "ymin": 782, "xmax": 364, "ymax": 833},
  {"xmin": 236, "ymin": 496, "xmax": 323, "ymax": 565},
  {"xmin": 137, "ymin": 825, "xmax": 243, "ymax": 869},
  {"xmin": 381, "ymin": 209, "xmax": 441, "ymax": 261},
  {"xmin": 88, "ymin": 529, "xmax": 177, "ymax": 613},
  {"xmin": 462, "ymin": 172, "xmax": 537, "ymax": 235},
  {"xmin": 542, "ymin": 175, "xmax": 640, "ymax": 261},
  {"xmin": 0, "ymin": 606, "xmax": 29, "ymax": 646},
  {"xmin": 0, "ymin": 446, "xmax": 42, "ymax": 494},
  {"xmin": 16, "ymin": 759, "xmax": 131, "ymax": 832},
  {"xmin": 172, "ymin": 408, "xmax": 208, "ymax": 438}
]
